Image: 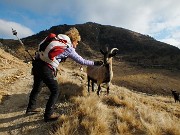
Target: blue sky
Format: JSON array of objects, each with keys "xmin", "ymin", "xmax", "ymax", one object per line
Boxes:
[{"xmin": 0, "ymin": 0, "xmax": 180, "ymax": 49}]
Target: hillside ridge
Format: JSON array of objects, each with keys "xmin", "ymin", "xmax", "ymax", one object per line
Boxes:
[{"xmin": 1, "ymin": 22, "xmax": 180, "ymax": 70}]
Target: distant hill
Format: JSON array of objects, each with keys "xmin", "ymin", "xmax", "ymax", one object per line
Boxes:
[{"xmin": 1, "ymin": 22, "xmax": 180, "ymax": 70}]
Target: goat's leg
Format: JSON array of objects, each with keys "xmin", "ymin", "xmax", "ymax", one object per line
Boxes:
[
  {"xmin": 92, "ymin": 81, "xmax": 94, "ymax": 92},
  {"xmin": 97, "ymin": 85, "xmax": 101, "ymax": 96},
  {"xmin": 107, "ymin": 86, "xmax": 109, "ymax": 95},
  {"xmin": 107, "ymin": 82, "xmax": 110, "ymax": 95},
  {"xmin": 87, "ymin": 76, "xmax": 90, "ymax": 93}
]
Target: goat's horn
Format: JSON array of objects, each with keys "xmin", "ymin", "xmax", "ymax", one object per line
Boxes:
[
  {"xmin": 110, "ymin": 48, "xmax": 119, "ymax": 53},
  {"xmin": 106, "ymin": 47, "xmax": 109, "ymax": 52}
]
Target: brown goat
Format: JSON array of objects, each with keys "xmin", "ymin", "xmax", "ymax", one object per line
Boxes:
[{"xmin": 87, "ymin": 47, "xmax": 118, "ymax": 96}]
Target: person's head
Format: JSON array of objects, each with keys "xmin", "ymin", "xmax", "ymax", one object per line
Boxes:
[{"xmin": 65, "ymin": 27, "xmax": 81, "ymax": 48}]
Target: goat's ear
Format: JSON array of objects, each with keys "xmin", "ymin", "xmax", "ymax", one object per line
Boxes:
[{"xmin": 100, "ymin": 49, "xmax": 105, "ymax": 55}]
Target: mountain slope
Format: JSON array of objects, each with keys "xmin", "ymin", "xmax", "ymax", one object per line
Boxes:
[
  {"xmin": 1, "ymin": 22, "xmax": 180, "ymax": 96},
  {"xmin": 1, "ymin": 22, "xmax": 180, "ymax": 69},
  {"xmin": 0, "ymin": 48, "xmax": 179, "ymax": 135}
]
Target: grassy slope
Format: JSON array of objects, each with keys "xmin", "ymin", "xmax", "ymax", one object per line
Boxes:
[
  {"xmin": 112, "ymin": 60, "xmax": 180, "ymax": 96},
  {"xmin": 53, "ymin": 68, "xmax": 180, "ymax": 135},
  {"xmin": 51, "ymin": 59, "xmax": 180, "ymax": 135},
  {"xmin": 0, "ymin": 48, "xmax": 180, "ymax": 135},
  {"xmin": 62, "ymin": 56, "xmax": 180, "ymax": 96}
]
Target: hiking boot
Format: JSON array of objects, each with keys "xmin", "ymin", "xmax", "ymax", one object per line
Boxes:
[
  {"xmin": 26, "ymin": 108, "xmax": 41, "ymax": 115},
  {"xmin": 44, "ymin": 113, "xmax": 59, "ymax": 122}
]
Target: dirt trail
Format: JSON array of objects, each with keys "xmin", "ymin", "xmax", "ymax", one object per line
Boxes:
[
  {"xmin": 0, "ymin": 49, "xmax": 63, "ymax": 135},
  {"xmin": 0, "ymin": 48, "xmax": 87, "ymax": 135}
]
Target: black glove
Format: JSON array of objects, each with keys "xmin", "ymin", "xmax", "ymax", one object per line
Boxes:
[
  {"xmin": 94, "ymin": 61, "xmax": 103, "ymax": 66},
  {"xmin": 61, "ymin": 57, "xmax": 67, "ymax": 62}
]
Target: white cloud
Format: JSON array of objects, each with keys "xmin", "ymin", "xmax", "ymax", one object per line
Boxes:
[
  {"xmin": 72, "ymin": 0, "xmax": 180, "ymax": 48},
  {"xmin": 161, "ymin": 38, "xmax": 180, "ymax": 49},
  {"xmin": 161, "ymin": 30, "xmax": 180, "ymax": 48},
  {"xmin": 1, "ymin": 0, "xmax": 180, "ymax": 48},
  {"xmin": 0, "ymin": 19, "xmax": 34, "ymax": 39}
]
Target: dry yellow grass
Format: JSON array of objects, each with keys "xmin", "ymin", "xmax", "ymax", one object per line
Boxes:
[
  {"xmin": 49, "ymin": 59, "xmax": 180, "ymax": 135},
  {"xmin": 0, "ymin": 90, "xmax": 9, "ymax": 103},
  {"xmin": 52, "ymin": 79, "xmax": 180, "ymax": 135}
]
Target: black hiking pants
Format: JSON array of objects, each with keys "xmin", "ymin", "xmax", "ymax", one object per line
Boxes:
[{"xmin": 27, "ymin": 59, "xmax": 59, "ymax": 119}]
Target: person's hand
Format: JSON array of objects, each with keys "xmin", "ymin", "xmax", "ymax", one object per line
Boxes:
[{"xmin": 94, "ymin": 61, "xmax": 103, "ymax": 66}]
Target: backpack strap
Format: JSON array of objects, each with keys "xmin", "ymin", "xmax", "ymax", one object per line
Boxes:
[{"xmin": 39, "ymin": 33, "xmax": 57, "ymax": 52}]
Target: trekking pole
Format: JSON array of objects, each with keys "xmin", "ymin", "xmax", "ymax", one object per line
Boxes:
[{"xmin": 11, "ymin": 28, "xmax": 34, "ymax": 60}]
